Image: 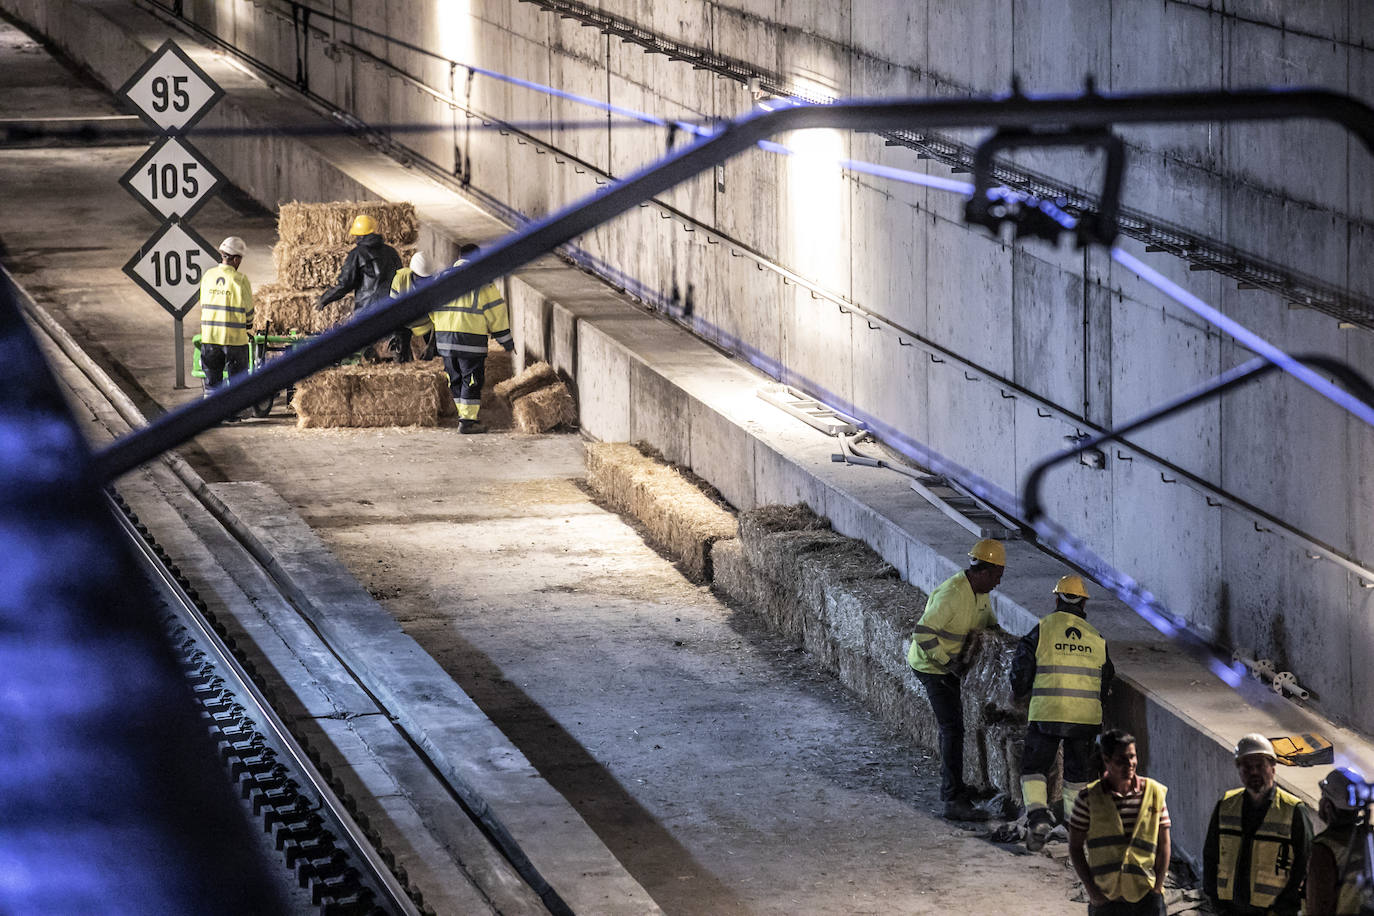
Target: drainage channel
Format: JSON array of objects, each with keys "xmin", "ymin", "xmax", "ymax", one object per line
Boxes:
[{"xmin": 108, "ymin": 490, "xmax": 423, "ymax": 916}]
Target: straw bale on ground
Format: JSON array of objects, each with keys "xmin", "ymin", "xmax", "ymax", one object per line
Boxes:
[
  {"xmin": 291, "ymin": 362, "xmax": 448, "ymax": 428},
  {"xmin": 277, "ymin": 200, "xmax": 419, "ymax": 248},
  {"xmin": 585, "ymin": 442, "xmax": 737, "ymax": 582},
  {"xmin": 481, "ymin": 346, "xmax": 514, "ymax": 429},
  {"xmin": 512, "ymin": 382, "xmax": 577, "ymax": 433},
  {"xmin": 494, "ymin": 361, "xmax": 558, "ymax": 404},
  {"xmin": 253, "ymin": 284, "xmax": 352, "ymax": 334}
]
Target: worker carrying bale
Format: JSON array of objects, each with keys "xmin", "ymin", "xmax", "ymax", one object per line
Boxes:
[
  {"xmin": 906, "ymin": 537, "xmax": 1006, "ymax": 821},
  {"xmin": 1010, "ymin": 574, "xmax": 1115, "ymax": 852},
  {"xmin": 408, "ymin": 243, "xmax": 514, "ymax": 434},
  {"xmin": 315, "ymin": 212, "xmax": 403, "ymax": 332}
]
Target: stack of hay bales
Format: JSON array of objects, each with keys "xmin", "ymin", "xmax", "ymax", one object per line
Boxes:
[{"xmin": 493, "ymin": 361, "xmax": 577, "ymax": 433}]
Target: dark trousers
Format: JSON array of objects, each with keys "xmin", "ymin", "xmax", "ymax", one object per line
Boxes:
[
  {"xmin": 1088, "ymin": 893, "xmax": 1166, "ymax": 915},
  {"xmin": 913, "ymin": 669, "xmax": 964, "ymax": 801},
  {"xmin": 201, "ymin": 343, "xmax": 250, "ymax": 393},
  {"xmin": 442, "ymin": 352, "xmax": 486, "ymax": 417},
  {"xmin": 1022, "ymin": 723, "xmax": 1097, "ymax": 783}
]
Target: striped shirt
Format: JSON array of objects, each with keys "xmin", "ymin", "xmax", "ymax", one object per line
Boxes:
[{"xmin": 1070, "ymin": 778, "xmax": 1171, "ymax": 834}]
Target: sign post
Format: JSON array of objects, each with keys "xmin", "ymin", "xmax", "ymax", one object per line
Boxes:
[{"xmin": 118, "ymin": 41, "xmax": 224, "ymax": 390}]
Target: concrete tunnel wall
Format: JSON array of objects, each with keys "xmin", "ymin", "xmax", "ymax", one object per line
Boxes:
[{"xmin": 25, "ymin": 1, "xmax": 1374, "ymax": 731}]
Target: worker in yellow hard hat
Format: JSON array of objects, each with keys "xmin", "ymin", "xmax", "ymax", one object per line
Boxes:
[
  {"xmin": 316, "ymin": 212, "xmax": 403, "ymax": 347},
  {"xmin": 1204, "ymin": 733, "xmax": 1312, "ymax": 916},
  {"xmin": 1010, "ymin": 574, "xmax": 1114, "ymax": 851},
  {"xmin": 907, "ymin": 538, "xmax": 1005, "ymax": 821}
]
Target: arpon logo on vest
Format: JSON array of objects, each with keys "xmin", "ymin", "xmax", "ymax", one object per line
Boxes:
[{"xmin": 1056, "ymin": 625, "xmax": 1094, "ymax": 653}]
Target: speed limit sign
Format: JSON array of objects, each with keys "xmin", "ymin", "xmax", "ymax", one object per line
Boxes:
[
  {"xmin": 119, "ymin": 136, "xmax": 226, "ymax": 220},
  {"xmin": 117, "ymin": 40, "xmax": 223, "ymax": 134},
  {"xmin": 122, "ymin": 219, "xmax": 221, "ymax": 319}
]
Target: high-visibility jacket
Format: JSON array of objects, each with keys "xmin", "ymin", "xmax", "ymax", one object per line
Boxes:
[
  {"xmin": 1083, "ymin": 777, "xmax": 1167, "ymax": 903},
  {"xmin": 1215, "ymin": 787, "xmax": 1305, "ymax": 909},
  {"xmin": 1314, "ymin": 823, "xmax": 1367, "ymax": 915},
  {"xmin": 199, "ymin": 264, "xmax": 253, "ymax": 346},
  {"xmin": 1029, "ymin": 611, "xmax": 1107, "ymax": 726},
  {"xmin": 907, "ymin": 571, "xmax": 993, "ymax": 675},
  {"xmin": 425, "ymin": 274, "xmax": 512, "ymax": 356},
  {"xmin": 391, "ymin": 268, "xmax": 435, "ymax": 334}
]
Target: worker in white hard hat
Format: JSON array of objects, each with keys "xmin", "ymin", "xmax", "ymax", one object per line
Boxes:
[
  {"xmin": 1204, "ymin": 733, "xmax": 1313, "ymax": 915},
  {"xmin": 386, "ymin": 251, "xmax": 440, "ymax": 363},
  {"xmin": 197, "ymin": 236, "xmax": 254, "ymax": 415},
  {"xmin": 1306, "ymin": 767, "xmax": 1368, "ymax": 915},
  {"xmin": 906, "ymin": 538, "xmax": 1005, "ymax": 821},
  {"xmin": 1011, "ymin": 574, "xmax": 1115, "ymax": 852}
]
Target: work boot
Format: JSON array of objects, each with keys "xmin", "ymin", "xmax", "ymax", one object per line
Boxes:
[
  {"xmin": 942, "ymin": 797, "xmax": 989, "ymax": 822},
  {"xmin": 459, "ymin": 419, "xmax": 485, "ymax": 435},
  {"xmin": 1025, "ymin": 809, "xmax": 1054, "ymax": 852}
]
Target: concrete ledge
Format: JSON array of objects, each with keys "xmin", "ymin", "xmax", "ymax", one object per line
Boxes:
[{"xmin": 210, "ymin": 481, "xmax": 661, "ymax": 916}]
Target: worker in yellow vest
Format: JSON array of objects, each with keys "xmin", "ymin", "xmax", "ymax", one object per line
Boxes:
[
  {"xmin": 422, "ymin": 243, "xmax": 513, "ymax": 434},
  {"xmin": 389, "ymin": 251, "xmax": 439, "ymax": 362},
  {"xmin": 1307, "ymin": 767, "xmax": 1370, "ymax": 915},
  {"xmin": 906, "ymin": 538, "xmax": 1005, "ymax": 821},
  {"xmin": 1011, "ymin": 574, "xmax": 1114, "ymax": 852},
  {"xmin": 198, "ymin": 236, "xmax": 254, "ymax": 415},
  {"xmin": 1204, "ymin": 734, "xmax": 1312, "ymax": 915},
  {"xmin": 1068, "ymin": 729, "xmax": 1171, "ymax": 914}
]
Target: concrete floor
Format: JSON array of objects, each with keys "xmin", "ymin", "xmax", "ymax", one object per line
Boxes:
[{"xmin": 0, "ymin": 18, "xmax": 1091, "ymax": 914}]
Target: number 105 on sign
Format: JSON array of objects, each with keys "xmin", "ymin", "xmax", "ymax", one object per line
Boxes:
[{"xmin": 122, "ymin": 221, "xmax": 221, "ymax": 319}]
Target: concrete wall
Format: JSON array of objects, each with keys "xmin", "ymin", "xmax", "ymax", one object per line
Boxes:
[{"xmin": 47, "ymin": 1, "xmax": 1374, "ymax": 729}]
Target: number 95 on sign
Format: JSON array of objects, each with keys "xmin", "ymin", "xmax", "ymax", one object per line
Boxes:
[
  {"xmin": 117, "ymin": 40, "xmax": 224, "ymax": 134},
  {"xmin": 122, "ymin": 221, "xmax": 221, "ymax": 319}
]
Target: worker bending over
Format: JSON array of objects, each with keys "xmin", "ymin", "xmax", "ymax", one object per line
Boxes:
[
  {"xmin": 1205, "ymin": 734, "xmax": 1312, "ymax": 916},
  {"xmin": 1068, "ymin": 729, "xmax": 1171, "ymax": 915},
  {"xmin": 906, "ymin": 538, "xmax": 1005, "ymax": 821},
  {"xmin": 198, "ymin": 236, "xmax": 254, "ymax": 414},
  {"xmin": 410, "ymin": 243, "xmax": 513, "ymax": 434},
  {"xmin": 1011, "ymin": 574, "xmax": 1115, "ymax": 851}
]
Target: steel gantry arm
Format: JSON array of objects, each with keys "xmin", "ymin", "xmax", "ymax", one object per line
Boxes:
[{"xmin": 91, "ymin": 85, "xmax": 1374, "ymax": 481}]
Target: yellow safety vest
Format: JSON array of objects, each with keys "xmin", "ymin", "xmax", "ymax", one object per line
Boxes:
[
  {"xmin": 1084, "ymin": 777, "xmax": 1167, "ymax": 903},
  {"xmin": 429, "ymin": 277, "xmax": 511, "ymax": 355},
  {"xmin": 907, "ymin": 571, "xmax": 993, "ymax": 675},
  {"xmin": 1029, "ymin": 611, "xmax": 1107, "ymax": 725},
  {"xmin": 390, "ymin": 268, "xmax": 435, "ymax": 334},
  {"xmin": 1314, "ymin": 823, "xmax": 1368, "ymax": 915},
  {"xmin": 1215, "ymin": 787, "xmax": 1304, "ymax": 909},
  {"xmin": 199, "ymin": 264, "xmax": 253, "ymax": 346}
]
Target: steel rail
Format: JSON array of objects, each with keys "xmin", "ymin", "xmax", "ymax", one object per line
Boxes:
[
  {"xmin": 92, "ymin": 87, "xmax": 1374, "ymax": 482},
  {"xmin": 108, "ymin": 496, "xmax": 422, "ymax": 916}
]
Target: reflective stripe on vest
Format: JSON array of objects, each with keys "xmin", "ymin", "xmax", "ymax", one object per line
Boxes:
[
  {"xmin": 1215, "ymin": 787, "xmax": 1303, "ymax": 909},
  {"xmin": 1028, "ymin": 611, "xmax": 1106, "ymax": 725},
  {"xmin": 1083, "ymin": 778, "xmax": 1166, "ymax": 904},
  {"xmin": 199, "ymin": 265, "xmax": 252, "ymax": 347}
]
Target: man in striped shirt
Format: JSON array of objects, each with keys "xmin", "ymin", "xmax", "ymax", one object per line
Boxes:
[{"xmin": 1068, "ymin": 729, "xmax": 1171, "ymax": 914}]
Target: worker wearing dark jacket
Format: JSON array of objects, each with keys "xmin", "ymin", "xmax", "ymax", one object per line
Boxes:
[
  {"xmin": 316, "ymin": 213, "xmax": 403, "ymax": 316},
  {"xmin": 1204, "ymin": 734, "xmax": 1312, "ymax": 916},
  {"xmin": 1307, "ymin": 768, "xmax": 1368, "ymax": 915},
  {"xmin": 1011, "ymin": 574, "xmax": 1114, "ymax": 852}
]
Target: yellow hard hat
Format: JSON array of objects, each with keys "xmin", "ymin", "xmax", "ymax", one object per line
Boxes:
[
  {"xmin": 1053, "ymin": 574, "xmax": 1090, "ymax": 601},
  {"xmin": 349, "ymin": 214, "xmax": 378, "ymax": 236},
  {"xmin": 968, "ymin": 538, "xmax": 1005, "ymax": 567}
]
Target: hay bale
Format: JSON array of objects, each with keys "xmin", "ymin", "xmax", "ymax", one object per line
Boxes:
[
  {"xmin": 254, "ymin": 284, "xmax": 352, "ymax": 334},
  {"xmin": 274, "ymin": 243, "xmax": 416, "ymax": 291},
  {"xmin": 710, "ymin": 539, "xmax": 761, "ymax": 608},
  {"xmin": 494, "ymin": 361, "xmax": 558, "ymax": 404},
  {"xmin": 278, "ymin": 200, "xmax": 419, "ymax": 248},
  {"xmin": 583, "ymin": 442, "xmax": 737, "ymax": 582},
  {"xmin": 290, "ymin": 362, "xmax": 448, "ymax": 428},
  {"xmin": 512, "ymin": 381, "xmax": 577, "ymax": 433},
  {"xmin": 480, "ymin": 345, "xmax": 514, "ymax": 430}
]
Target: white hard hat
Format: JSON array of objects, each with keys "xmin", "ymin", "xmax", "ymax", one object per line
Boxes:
[
  {"xmin": 410, "ymin": 251, "xmax": 437, "ymax": 278},
  {"xmin": 1320, "ymin": 768, "xmax": 1362, "ymax": 811},
  {"xmin": 1234, "ymin": 733, "xmax": 1277, "ymax": 762},
  {"xmin": 218, "ymin": 236, "xmax": 247, "ymax": 257}
]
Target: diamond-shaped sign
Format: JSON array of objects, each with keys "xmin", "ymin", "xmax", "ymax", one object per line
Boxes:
[
  {"xmin": 119, "ymin": 136, "xmax": 226, "ymax": 221},
  {"xmin": 122, "ymin": 219, "xmax": 221, "ymax": 319},
  {"xmin": 117, "ymin": 40, "xmax": 223, "ymax": 134}
]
